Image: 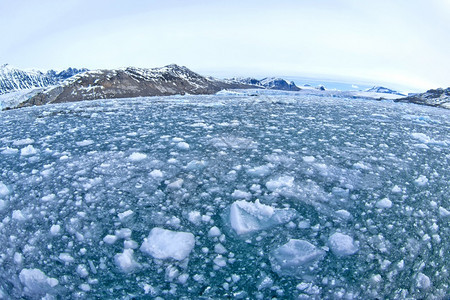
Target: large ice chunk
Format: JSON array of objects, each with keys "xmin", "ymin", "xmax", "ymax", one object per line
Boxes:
[
  {"xmin": 328, "ymin": 233, "xmax": 358, "ymax": 256},
  {"xmin": 19, "ymin": 268, "xmax": 59, "ymax": 296},
  {"xmin": 270, "ymin": 239, "xmax": 325, "ymax": 277},
  {"xmin": 228, "ymin": 199, "xmax": 296, "ymax": 235},
  {"xmin": 140, "ymin": 228, "xmax": 195, "ymax": 261}
]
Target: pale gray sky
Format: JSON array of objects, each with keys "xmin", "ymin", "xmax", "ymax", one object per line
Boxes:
[{"xmin": 1, "ymin": 0, "xmax": 449, "ymax": 91}]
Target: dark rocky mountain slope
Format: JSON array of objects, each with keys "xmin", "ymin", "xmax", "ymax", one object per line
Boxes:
[
  {"xmin": 19, "ymin": 65, "xmax": 255, "ymax": 107},
  {"xmin": 395, "ymin": 87, "xmax": 450, "ymax": 109}
]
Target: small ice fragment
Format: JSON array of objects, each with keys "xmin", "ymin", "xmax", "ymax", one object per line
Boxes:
[
  {"xmin": 76, "ymin": 139, "xmax": 94, "ymax": 146},
  {"xmin": 103, "ymin": 235, "xmax": 118, "ymax": 244},
  {"xmin": 213, "ymin": 255, "xmax": 227, "ymax": 267},
  {"xmin": 416, "ymin": 273, "xmax": 431, "ymax": 289},
  {"xmin": 167, "ymin": 179, "xmax": 183, "ymax": 189},
  {"xmin": 12, "ymin": 210, "xmax": 26, "ymax": 221},
  {"xmin": 50, "ymin": 224, "xmax": 61, "ymax": 235},
  {"xmin": 208, "ymin": 226, "xmax": 221, "ymax": 238},
  {"xmin": 247, "ymin": 165, "xmax": 272, "ymax": 177},
  {"xmin": 178, "ymin": 273, "xmax": 189, "ymax": 284},
  {"xmin": 188, "ymin": 211, "xmax": 202, "ymax": 224},
  {"xmin": 20, "ymin": 145, "xmax": 38, "ymax": 156},
  {"xmin": 328, "ymin": 233, "xmax": 358, "ymax": 256},
  {"xmin": 335, "ymin": 210, "xmax": 351, "ymax": 220},
  {"xmin": 411, "ymin": 133, "xmax": 430, "ymax": 143},
  {"xmin": 115, "ymin": 228, "xmax": 132, "ymax": 239},
  {"xmin": 177, "ymin": 142, "xmax": 190, "ymax": 150},
  {"xmin": 76, "ymin": 265, "xmax": 89, "ymax": 278},
  {"xmin": 231, "ymin": 190, "xmax": 252, "ymax": 200},
  {"xmin": 0, "ymin": 182, "xmax": 10, "ymax": 197},
  {"xmin": 59, "ymin": 253, "xmax": 74, "ymax": 263},
  {"xmin": 115, "ymin": 249, "xmax": 140, "ymax": 273},
  {"xmin": 439, "ymin": 207, "xmax": 450, "ymax": 217},
  {"xmin": 150, "ymin": 169, "xmax": 163, "ymax": 178},
  {"xmin": 140, "ymin": 228, "xmax": 195, "ymax": 261},
  {"xmin": 414, "ymin": 175, "xmax": 428, "ymax": 186},
  {"xmin": 124, "ymin": 240, "xmax": 139, "ymax": 249},
  {"xmin": 118, "ymin": 210, "xmax": 134, "ymax": 221},
  {"xmin": 391, "ymin": 185, "xmax": 402, "ymax": 193},
  {"xmin": 214, "ymin": 243, "xmax": 227, "ymax": 254},
  {"xmin": 376, "ymin": 198, "xmax": 392, "ymax": 209},
  {"xmin": 302, "ymin": 156, "xmax": 315, "ymax": 163},
  {"xmin": 270, "ymin": 239, "xmax": 325, "ymax": 276},
  {"xmin": 1, "ymin": 147, "xmax": 19, "ymax": 155},
  {"xmin": 13, "ymin": 138, "xmax": 34, "ymax": 146},
  {"xmin": 129, "ymin": 152, "xmax": 147, "ymax": 161},
  {"xmin": 266, "ymin": 176, "xmax": 295, "ymax": 191},
  {"xmin": 19, "ymin": 268, "xmax": 59, "ymax": 295},
  {"xmin": 257, "ymin": 275, "xmax": 274, "ymax": 290},
  {"xmin": 41, "ymin": 194, "xmax": 55, "ymax": 202}
]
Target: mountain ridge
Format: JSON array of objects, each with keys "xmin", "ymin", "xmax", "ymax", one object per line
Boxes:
[{"xmin": 0, "ymin": 64, "xmax": 88, "ymax": 95}]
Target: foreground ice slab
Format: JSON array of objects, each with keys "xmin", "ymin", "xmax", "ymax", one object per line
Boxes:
[
  {"xmin": 270, "ymin": 239, "xmax": 325, "ymax": 277},
  {"xmin": 228, "ymin": 199, "xmax": 296, "ymax": 235},
  {"xmin": 140, "ymin": 228, "xmax": 195, "ymax": 261}
]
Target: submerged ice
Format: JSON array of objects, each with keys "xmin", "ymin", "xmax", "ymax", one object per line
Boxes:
[{"xmin": 0, "ymin": 91, "xmax": 449, "ymax": 299}]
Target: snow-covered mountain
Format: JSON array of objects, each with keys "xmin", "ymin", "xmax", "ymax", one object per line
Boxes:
[
  {"xmin": 230, "ymin": 77, "xmax": 301, "ymax": 91},
  {"xmin": 365, "ymin": 86, "xmax": 405, "ymax": 96},
  {"xmin": 19, "ymin": 64, "xmax": 255, "ymax": 107},
  {"xmin": 395, "ymin": 87, "xmax": 450, "ymax": 109},
  {"xmin": 0, "ymin": 64, "xmax": 87, "ymax": 95}
]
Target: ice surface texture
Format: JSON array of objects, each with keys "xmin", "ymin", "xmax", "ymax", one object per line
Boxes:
[{"xmin": 0, "ymin": 91, "xmax": 449, "ymax": 299}]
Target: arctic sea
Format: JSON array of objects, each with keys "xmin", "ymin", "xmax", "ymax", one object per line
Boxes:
[{"xmin": 0, "ymin": 91, "xmax": 448, "ymax": 299}]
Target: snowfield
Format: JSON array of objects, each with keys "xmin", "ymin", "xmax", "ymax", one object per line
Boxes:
[{"xmin": 0, "ymin": 91, "xmax": 449, "ymax": 299}]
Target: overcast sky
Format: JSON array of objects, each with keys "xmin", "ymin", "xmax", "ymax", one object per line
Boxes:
[{"xmin": 1, "ymin": 0, "xmax": 449, "ymax": 91}]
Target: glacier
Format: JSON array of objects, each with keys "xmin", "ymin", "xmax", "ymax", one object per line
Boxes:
[{"xmin": 0, "ymin": 90, "xmax": 449, "ymax": 299}]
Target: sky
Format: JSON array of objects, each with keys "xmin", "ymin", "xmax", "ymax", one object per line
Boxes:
[{"xmin": 0, "ymin": 0, "xmax": 449, "ymax": 92}]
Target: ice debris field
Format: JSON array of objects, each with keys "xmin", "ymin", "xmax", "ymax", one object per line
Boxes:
[{"xmin": 0, "ymin": 91, "xmax": 449, "ymax": 299}]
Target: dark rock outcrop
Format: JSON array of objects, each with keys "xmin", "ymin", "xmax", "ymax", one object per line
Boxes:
[
  {"xmin": 365, "ymin": 86, "xmax": 405, "ymax": 96},
  {"xmin": 229, "ymin": 77, "xmax": 301, "ymax": 91},
  {"xmin": 395, "ymin": 88, "xmax": 450, "ymax": 109}
]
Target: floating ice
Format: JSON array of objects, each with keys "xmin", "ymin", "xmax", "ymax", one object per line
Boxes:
[
  {"xmin": 115, "ymin": 249, "xmax": 140, "ymax": 273},
  {"xmin": 13, "ymin": 138, "xmax": 34, "ymax": 146},
  {"xmin": 411, "ymin": 133, "xmax": 430, "ymax": 144},
  {"xmin": 415, "ymin": 175, "xmax": 428, "ymax": 186},
  {"xmin": 50, "ymin": 224, "xmax": 61, "ymax": 235},
  {"xmin": 228, "ymin": 199, "xmax": 296, "ymax": 235},
  {"xmin": 140, "ymin": 228, "xmax": 195, "ymax": 261},
  {"xmin": 129, "ymin": 152, "xmax": 147, "ymax": 161},
  {"xmin": 20, "ymin": 145, "xmax": 38, "ymax": 156},
  {"xmin": 19, "ymin": 268, "xmax": 59, "ymax": 296},
  {"xmin": 416, "ymin": 273, "xmax": 431, "ymax": 289},
  {"xmin": 76, "ymin": 139, "xmax": 94, "ymax": 147},
  {"xmin": 270, "ymin": 239, "xmax": 325, "ymax": 277},
  {"xmin": 266, "ymin": 176, "xmax": 295, "ymax": 192},
  {"xmin": 0, "ymin": 182, "xmax": 9, "ymax": 197},
  {"xmin": 150, "ymin": 169, "xmax": 164, "ymax": 178},
  {"xmin": 208, "ymin": 226, "xmax": 221, "ymax": 238},
  {"xmin": 376, "ymin": 198, "xmax": 392, "ymax": 209},
  {"xmin": 328, "ymin": 233, "xmax": 358, "ymax": 256},
  {"xmin": 302, "ymin": 156, "xmax": 315, "ymax": 163},
  {"xmin": 177, "ymin": 142, "xmax": 190, "ymax": 150}
]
